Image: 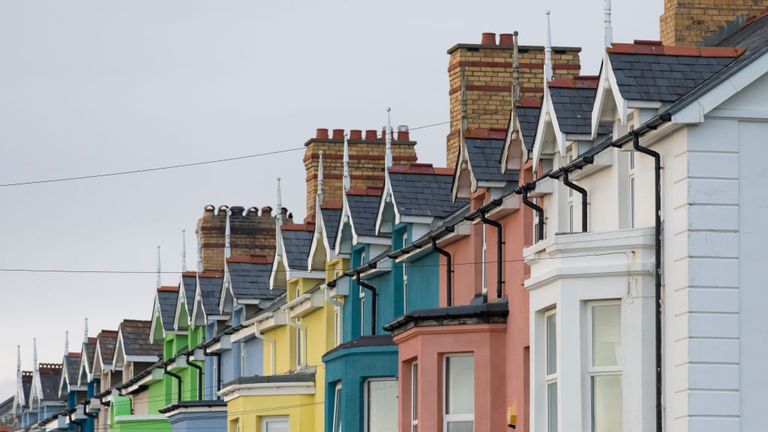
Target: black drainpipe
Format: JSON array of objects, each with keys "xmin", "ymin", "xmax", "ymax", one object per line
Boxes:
[
  {"xmin": 430, "ymin": 236, "xmax": 453, "ymax": 306},
  {"xmin": 477, "ymin": 210, "xmax": 504, "ymax": 299},
  {"xmin": 186, "ymin": 352, "xmax": 204, "ymax": 401},
  {"xmin": 83, "ymin": 401, "xmax": 98, "ymax": 420},
  {"xmin": 163, "ymin": 364, "xmax": 183, "ymax": 404},
  {"xmin": 203, "ymin": 346, "xmax": 222, "ymax": 399},
  {"xmin": 69, "ymin": 413, "xmax": 84, "ymax": 432},
  {"xmin": 521, "ymin": 183, "xmax": 545, "ymax": 242},
  {"xmin": 562, "ymin": 171, "xmax": 589, "ymax": 232},
  {"xmin": 623, "ymin": 127, "xmax": 663, "ymax": 432},
  {"xmin": 356, "ymin": 272, "xmax": 378, "ymax": 336}
]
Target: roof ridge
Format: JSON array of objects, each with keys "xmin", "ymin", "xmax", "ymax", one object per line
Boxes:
[{"xmin": 609, "ymin": 42, "xmax": 745, "ymax": 58}]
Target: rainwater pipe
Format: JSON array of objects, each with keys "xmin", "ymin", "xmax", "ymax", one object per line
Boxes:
[
  {"xmin": 202, "ymin": 346, "xmax": 222, "ymax": 399},
  {"xmin": 430, "ymin": 236, "xmax": 453, "ymax": 306},
  {"xmin": 356, "ymin": 272, "xmax": 378, "ymax": 336},
  {"xmin": 163, "ymin": 364, "xmax": 183, "ymax": 404},
  {"xmin": 476, "ymin": 210, "xmax": 504, "ymax": 299},
  {"xmin": 185, "ymin": 352, "xmax": 204, "ymax": 401}
]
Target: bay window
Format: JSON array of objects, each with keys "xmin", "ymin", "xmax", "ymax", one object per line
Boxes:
[
  {"xmin": 332, "ymin": 383, "xmax": 342, "ymax": 432},
  {"xmin": 588, "ymin": 302, "xmax": 622, "ymax": 432},
  {"xmin": 365, "ymin": 378, "xmax": 398, "ymax": 432},
  {"xmin": 444, "ymin": 354, "xmax": 474, "ymax": 432},
  {"xmin": 411, "ymin": 363, "xmax": 418, "ymax": 432}
]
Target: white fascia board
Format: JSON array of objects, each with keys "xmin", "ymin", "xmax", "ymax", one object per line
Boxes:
[
  {"xmin": 235, "ymin": 298, "xmax": 263, "ymax": 306},
  {"xmin": 121, "ymin": 368, "xmax": 164, "ymax": 394},
  {"xmin": 674, "ymin": 50, "xmax": 768, "ymax": 124},
  {"xmin": 544, "ymin": 90, "xmax": 568, "ymax": 156},
  {"xmin": 334, "ymin": 193, "xmax": 352, "ymax": 255},
  {"xmin": 190, "ymin": 278, "xmax": 206, "ymax": 326},
  {"xmin": 149, "ymin": 295, "xmax": 165, "ymax": 343},
  {"xmin": 435, "ymin": 220, "xmax": 472, "ymax": 247},
  {"xmin": 501, "ymin": 110, "xmax": 523, "ymax": 169},
  {"xmin": 592, "ymin": 57, "xmax": 614, "ymax": 138},
  {"xmin": 288, "ymin": 290, "xmax": 326, "ymax": 318},
  {"xmin": 111, "ymin": 330, "xmax": 126, "ymax": 370},
  {"xmin": 451, "ymin": 138, "xmax": 478, "ymax": 199},
  {"xmin": 173, "ymin": 287, "xmax": 188, "ymax": 331},
  {"xmin": 399, "ymin": 215, "xmax": 435, "ymax": 225},
  {"xmin": 531, "ymin": 93, "xmax": 555, "ymax": 170},
  {"xmin": 219, "ymin": 381, "xmax": 315, "ymax": 402},
  {"xmin": 218, "ymin": 262, "xmax": 233, "ymax": 314},
  {"xmin": 606, "ymin": 55, "xmax": 629, "ymax": 126},
  {"xmin": 114, "ymin": 414, "xmax": 167, "ymax": 422},
  {"xmin": 476, "ymin": 180, "xmax": 508, "ymax": 189},
  {"xmin": 230, "ymin": 325, "xmax": 257, "ymax": 343},
  {"xmin": 375, "ymin": 172, "xmax": 396, "ymax": 235},
  {"xmin": 206, "ymin": 334, "xmax": 232, "ymax": 353},
  {"xmin": 354, "ymin": 235, "xmax": 390, "ymax": 246},
  {"xmin": 160, "ymin": 404, "xmax": 227, "ymax": 418},
  {"xmin": 124, "ymin": 355, "xmax": 159, "ymax": 363},
  {"xmin": 290, "ymin": 270, "xmax": 325, "ymax": 280}
]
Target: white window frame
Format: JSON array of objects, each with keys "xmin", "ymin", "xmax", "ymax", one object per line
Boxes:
[
  {"xmin": 294, "ymin": 317, "xmax": 304, "ymax": 369},
  {"xmin": 545, "ymin": 309, "xmax": 558, "ymax": 432},
  {"xmin": 359, "ymin": 282, "xmax": 366, "ymax": 337},
  {"xmin": 261, "ymin": 415, "xmax": 289, "ymax": 432},
  {"xmin": 443, "ymin": 354, "xmax": 475, "ymax": 432},
  {"xmin": 364, "ymin": 377, "xmax": 398, "ymax": 432},
  {"xmin": 586, "ymin": 300, "xmax": 623, "ymax": 432},
  {"xmin": 628, "ymin": 152, "xmax": 635, "ymax": 228},
  {"xmin": 481, "ymin": 226, "xmax": 488, "ymax": 296},
  {"xmin": 332, "ymin": 383, "xmax": 343, "ymax": 432},
  {"xmin": 411, "ymin": 362, "xmax": 418, "ymax": 432},
  {"xmin": 567, "ymin": 155, "xmax": 574, "ymax": 232},
  {"xmin": 334, "ymin": 305, "xmax": 342, "ymax": 347}
]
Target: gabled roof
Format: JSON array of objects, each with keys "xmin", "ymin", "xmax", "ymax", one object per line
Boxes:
[
  {"xmin": 175, "ymin": 273, "xmax": 198, "ymax": 327},
  {"xmin": 34, "ymin": 364, "xmax": 65, "ymax": 402},
  {"xmin": 308, "ymin": 204, "xmax": 342, "ymax": 271},
  {"xmin": 192, "ymin": 271, "xmax": 225, "ymax": 323},
  {"xmin": 548, "ymin": 78, "xmax": 600, "ymax": 135},
  {"xmin": 82, "ymin": 338, "xmax": 97, "ymax": 371},
  {"xmin": 227, "ymin": 256, "xmax": 279, "ymax": 300},
  {"xmin": 77, "ymin": 337, "xmax": 97, "ymax": 386},
  {"xmin": 453, "ymin": 132, "xmax": 521, "ymax": 199},
  {"xmin": 346, "ymin": 193, "xmax": 382, "ymax": 238},
  {"xmin": 463, "ymin": 139, "xmax": 519, "ymax": 184},
  {"xmin": 517, "ymin": 106, "xmax": 542, "ymax": 151},
  {"xmin": 92, "ymin": 330, "xmax": 118, "ymax": 374},
  {"xmin": 61, "ymin": 353, "xmax": 81, "ymax": 391},
  {"xmin": 320, "ymin": 207, "xmax": 342, "ymax": 249},
  {"xmin": 114, "ymin": 320, "xmax": 161, "ymax": 366},
  {"xmin": 388, "ymin": 165, "xmax": 468, "ymax": 219},
  {"xmin": 157, "ymin": 287, "xmax": 179, "ymax": 332},
  {"xmin": 280, "ymin": 225, "xmax": 314, "ymax": 271},
  {"xmin": 501, "ymin": 98, "xmax": 542, "ymax": 170}
]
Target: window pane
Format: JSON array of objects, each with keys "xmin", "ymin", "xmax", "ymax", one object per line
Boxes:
[
  {"xmin": 446, "ymin": 356, "xmax": 474, "ymax": 415},
  {"xmin": 592, "ymin": 305, "xmax": 621, "ymax": 367},
  {"xmin": 547, "ymin": 382, "xmax": 558, "ymax": 432},
  {"xmin": 447, "ymin": 421, "xmax": 473, "ymax": 432},
  {"xmin": 265, "ymin": 420, "xmax": 289, "ymax": 432},
  {"xmin": 411, "ymin": 364, "xmax": 418, "ymax": 422},
  {"xmin": 333, "ymin": 385, "xmax": 342, "ymax": 432},
  {"xmin": 592, "ymin": 375, "xmax": 622, "ymax": 432},
  {"xmin": 546, "ymin": 313, "xmax": 557, "ymax": 375},
  {"xmin": 368, "ymin": 380, "xmax": 398, "ymax": 432}
]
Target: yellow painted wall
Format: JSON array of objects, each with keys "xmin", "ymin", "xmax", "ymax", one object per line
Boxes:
[{"xmin": 227, "ymin": 393, "xmax": 315, "ymax": 432}]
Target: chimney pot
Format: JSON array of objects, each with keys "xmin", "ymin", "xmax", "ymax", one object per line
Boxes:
[
  {"xmin": 261, "ymin": 206, "xmax": 272, "ymax": 216},
  {"xmin": 365, "ymin": 129, "xmax": 378, "ymax": 140},
  {"xmin": 349, "ymin": 129, "xmax": 362, "ymax": 140},
  {"xmin": 230, "ymin": 205, "xmax": 245, "ymax": 215},
  {"xmin": 481, "ymin": 32, "xmax": 497, "ymax": 46},
  {"xmin": 316, "ymin": 128, "xmax": 329, "ymax": 140},
  {"xmin": 499, "ymin": 33, "xmax": 515, "ymax": 47},
  {"xmin": 396, "ymin": 126, "xmax": 410, "ymax": 142},
  {"xmin": 332, "ymin": 129, "xmax": 345, "ymax": 140}
]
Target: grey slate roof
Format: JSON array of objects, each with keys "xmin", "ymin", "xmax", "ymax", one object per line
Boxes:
[
  {"xmin": 157, "ymin": 290, "xmax": 179, "ymax": 331},
  {"xmin": 96, "ymin": 331, "xmax": 118, "ymax": 366},
  {"xmin": 320, "ymin": 208, "xmax": 342, "ymax": 247},
  {"xmin": 323, "ymin": 335, "xmax": 394, "ymax": 358},
  {"xmin": 119, "ymin": 320, "xmax": 162, "ymax": 358},
  {"xmin": 549, "ymin": 87, "xmax": 599, "ymax": 135},
  {"xmin": 390, "ymin": 172, "xmax": 469, "ymax": 218},
  {"xmin": 39, "ymin": 365, "xmax": 65, "ymax": 401},
  {"xmin": 608, "ymin": 52, "xmax": 735, "ymax": 102},
  {"xmin": 517, "ymin": 106, "xmax": 542, "ymax": 150},
  {"xmin": 346, "ymin": 194, "xmax": 381, "ymax": 237},
  {"xmin": 83, "ymin": 337, "xmax": 97, "ymax": 370},
  {"xmin": 464, "ymin": 139, "xmax": 520, "ymax": 183},
  {"xmin": 282, "ymin": 229, "xmax": 314, "ymax": 271},
  {"xmin": 181, "ymin": 275, "xmax": 197, "ymax": 316},
  {"xmin": 384, "ymin": 301, "xmax": 509, "ymax": 334},
  {"xmin": 21, "ymin": 372, "xmax": 32, "ymax": 408},
  {"xmin": 63, "ymin": 354, "xmax": 80, "ymax": 386},
  {"xmin": 222, "ymin": 370, "xmax": 315, "ymax": 388},
  {"xmin": 227, "ymin": 261, "xmax": 277, "ymax": 300},
  {"xmin": 198, "ymin": 274, "xmax": 224, "ymax": 317}
]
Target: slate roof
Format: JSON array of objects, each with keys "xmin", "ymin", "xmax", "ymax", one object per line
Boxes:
[
  {"xmin": 608, "ymin": 49, "xmax": 736, "ymax": 103},
  {"xmin": 157, "ymin": 289, "xmax": 179, "ymax": 332},
  {"xmin": 281, "ymin": 228, "xmax": 314, "ymax": 271},
  {"xmin": 198, "ymin": 273, "xmax": 224, "ymax": 317},
  {"xmin": 82, "ymin": 337, "xmax": 97, "ymax": 370},
  {"xmin": 323, "ymin": 335, "xmax": 395, "ymax": 358},
  {"xmin": 222, "ymin": 370, "xmax": 315, "ymax": 388},
  {"xmin": 346, "ymin": 194, "xmax": 381, "ymax": 237},
  {"xmin": 21, "ymin": 372, "xmax": 32, "ymax": 408},
  {"xmin": 39, "ymin": 365, "xmax": 65, "ymax": 401},
  {"xmin": 384, "ymin": 301, "xmax": 509, "ymax": 333},
  {"xmin": 63, "ymin": 354, "xmax": 81, "ymax": 386},
  {"xmin": 227, "ymin": 261, "xmax": 276, "ymax": 300},
  {"xmin": 119, "ymin": 320, "xmax": 162, "ymax": 358},
  {"xmin": 390, "ymin": 171, "xmax": 469, "ymax": 218},
  {"xmin": 0, "ymin": 396, "xmax": 13, "ymax": 416},
  {"xmin": 320, "ymin": 208, "xmax": 342, "ymax": 248},
  {"xmin": 180, "ymin": 275, "xmax": 198, "ymax": 316},
  {"xmin": 549, "ymin": 86, "xmax": 599, "ymax": 135},
  {"xmin": 96, "ymin": 331, "xmax": 118, "ymax": 367},
  {"xmin": 464, "ymin": 139, "xmax": 520, "ymax": 183},
  {"xmin": 517, "ymin": 106, "xmax": 542, "ymax": 150}
]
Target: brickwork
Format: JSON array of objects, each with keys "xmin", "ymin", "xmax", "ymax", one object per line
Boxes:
[
  {"xmin": 660, "ymin": 0, "xmax": 768, "ymax": 46},
  {"xmin": 196, "ymin": 205, "xmax": 277, "ymax": 271},
  {"xmin": 446, "ymin": 33, "xmax": 581, "ymax": 167},
  {"xmin": 303, "ymin": 128, "xmax": 418, "ymax": 219}
]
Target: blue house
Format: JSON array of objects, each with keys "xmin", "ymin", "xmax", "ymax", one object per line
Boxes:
[{"xmin": 323, "ymin": 163, "xmax": 464, "ymax": 432}]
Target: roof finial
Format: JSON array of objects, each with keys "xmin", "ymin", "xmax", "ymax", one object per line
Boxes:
[
  {"xmin": 317, "ymin": 151, "xmax": 325, "ymax": 205},
  {"xmin": 33, "ymin": 338, "xmax": 38, "ymax": 371},
  {"xmin": 385, "ymin": 108, "xmax": 393, "ymax": 169},
  {"xmin": 224, "ymin": 208, "xmax": 232, "ymax": 259},
  {"xmin": 64, "ymin": 331, "xmax": 69, "ymax": 354},
  {"xmin": 17, "ymin": 345, "xmax": 21, "ymax": 373},
  {"xmin": 544, "ymin": 10, "xmax": 553, "ymax": 85},
  {"xmin": 460, "ymin": 67, "xmax": 468, "ymax": 132},
  {"xmin": 342, "ymin": 135, "xmax": 351, "ymax": 191},
  {"xmin": 512, "ymin": 30, "xmax": 520, "ymax": 107},
  {"xmin": 181, "ymin": 229, "xmax": 188, "ymax": 273},
  {"xmin": 84, "ymin": 317, "xmax": 88, "ymax": 343},
  {"xmin": 156, "ymin": 246, "xmax": 162, "ymax": 288},
  {"xmin": 604, "ymin": 0, "xmax": 613, "ymax": 48},
  {"xmin": 196, "ymin": 236, "xmax": 203, "ymax": 273},
  {"xmin": 276, "ymin": 178, "xmax": 284, "ymax": 225}
]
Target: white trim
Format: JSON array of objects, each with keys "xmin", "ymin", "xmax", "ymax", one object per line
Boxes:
[
  {"xmin": 161, "ymin": 404, "xmax": 227, "ymax": 418},
  {"xmin": 218, "ymin": 381, "xmax": 316, "ymax": 401},
  {"xmin": 332, "ymin": 382, "xmax": 343, "ymax": 432},
  {"xmin": 114, "ymin": 414, "xmax": 167, "ymax": 422},
  {"xmin": 364, "ymin": 377, "xmax": 398, "ymax": 432},
  {"xmin": 120, "ymin": 368, "xmax": 164, "ymax": 394},
  {"xmin": 375, "ymin": 171, "xmax": 399, "ymax": 236},
  {"xmin": 443, "ymin": 354, "xmax": 475, "ymax": 432}
]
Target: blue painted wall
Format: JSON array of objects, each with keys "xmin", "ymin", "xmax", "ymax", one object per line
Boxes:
[
  {"xmin": 167, "ymin": 410, "xmax": 227, "ymax": 432},
  {"xmin": 407, "ymin": 252, "xmax": 440, "ymax": 312}
]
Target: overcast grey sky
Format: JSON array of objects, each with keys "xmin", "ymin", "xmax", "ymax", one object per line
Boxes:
[{"xmin": 0, "ymin": 0, "xmax": 662, "ymax": 397}]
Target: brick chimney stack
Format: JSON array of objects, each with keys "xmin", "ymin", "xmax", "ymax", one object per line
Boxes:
[
  {"xmin": 196, "ymin": 205, "xmax": 276, "ymax": 271},
  {"xmin": 660, "ymin": 0, "xmax": 768, "ymax": 46},
  {"xmin": 303, "ymin": 127, "xmax": 418, "ymax": 219},
  {"xmin": 446, "ymin": 32, "xmax": 581, "ymax": 167}
]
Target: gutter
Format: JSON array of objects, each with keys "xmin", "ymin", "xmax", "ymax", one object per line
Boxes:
[
  {"xmin": 202, "ymin": 346, "xmax": 222, "ymax": 399},
  {"xmin": 356, "ymin": 271, "xmax": 378, "ymax": 336},
  {"xmin": 163, "ymin": 364, "xmax": 183, "ymax": 404},
  {"xmin": 185, "ymin": 352, "xmax": 204, "ymax": 401},
  {"xmin": 549, "ymin": 170, "xmax": 589, "ymax": 232},
  {"xmin": 519, "ymin": 184, "xmax": 544, "ymax": 242},
  {"xmin": 472, "ymin": 208, "xmax": 504, "ymax": 299},
  {"xmin": 430, "ymin": 236, "xmax": 453, "ymax": 306}
]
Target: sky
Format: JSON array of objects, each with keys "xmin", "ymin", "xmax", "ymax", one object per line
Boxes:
[{"xmin": 0, "ymin": 0, "xmax": 662, "ymax": 397}]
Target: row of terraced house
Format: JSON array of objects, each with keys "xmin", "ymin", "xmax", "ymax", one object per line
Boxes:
[{"xmin": 5, "ymin": 0, "xmax": 768, "ymax": 431}]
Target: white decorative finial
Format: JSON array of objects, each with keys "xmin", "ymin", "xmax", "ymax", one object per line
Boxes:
[
  {"xmin": 196, "ymin": 237, "xmax": 203, "ymax": 273},
  {"xmin": 181, "ymin": 229, "xmax": 188, "ymax": 273},
  {"xmin": 224, "ymin": 209, "xmax": 232, "ymax": 259},
  {"xmin": 156, "ymin": 246, "xmax": 162, "ymax": 288},
  {"xmin": 385, "ymin": 108, "xmax": 393, "ymax": 169},
  {"xmin": 33, "ymin": 338, "xmax": 38, "ymax": 371},
  {"xmin": 604, "ymin": 0, "xmax": 613, "ymax": 48},
  {"xmin": 342, "ymin": 134, "xmax": 351, "ymax": 191},
  {"xmin": 276, "ymin": 178, "xmax": 283, "ymax": 225},
  {"xmin": 17, "ymin": 345, "xmax": 21, "ymax": 373},
  {"xmin": 65, "ymin": 331, "xmax": 69, "ymax": 353},
  {"xmin": 317, "ymin": 151, "xmax": 325, "ymax": 205},
  {"xmin": 545, "ymin": 10, "xmax": 553, "ymax": 85},
  {"xmin": 84, "ymin": 317, "xmax": 89, "ymax": 343}
]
